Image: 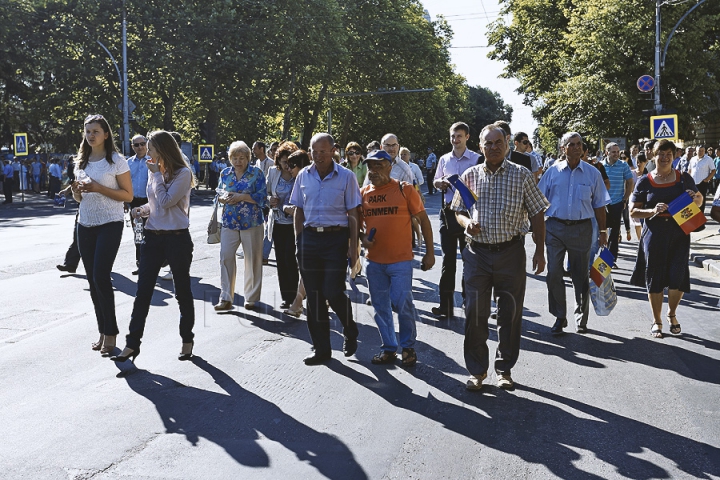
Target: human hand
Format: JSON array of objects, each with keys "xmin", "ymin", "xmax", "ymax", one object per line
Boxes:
[
  {"xmin": 421, "ymin": 252, "xmax": 435, "ymax": 271},
  {"xmin": 466, "ymin": 220, "xmax": 481, "ymax": 237},
  {"xmin": 532, "ymin": 250, "xmax": 546, "ymax": 275},
  {"xmin": 131, "ymin": 207, "xmax": 144, "ymax": 219},
  {"xmin": 146, "ymin": 159, "xmax": 160, "ymax": 173},
  {"xmin": 269, "ymin": 196, "xmax": 279, "ymax": 208},
  {"xmin": 598, "ymin": 232, "xmax": 608, "ymax": 248}
]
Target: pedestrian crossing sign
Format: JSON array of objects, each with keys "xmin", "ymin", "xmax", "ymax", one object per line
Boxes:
[
  {"xmin": 650, "ymin": 114, "xmax": 678, "ymax": 141},
  {"xmin": 14, "ymin": 133, "xmax": 28, "ymax": 156},
  {"xmin": 198, "ymin": 144, "xmax": 214, "ymax": 163}
]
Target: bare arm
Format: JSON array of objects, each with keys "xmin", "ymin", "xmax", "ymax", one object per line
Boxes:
[
  {"xmin": 414, "ymin": 210, "xmax": 435, "ymax": 270},
  {"xmin": 293, "ymin": 207, "xmax": 305, "ymax": 239},
  {"xmin": 347, "ymin": 208, "xmax": 360, "ymax": 267},
  {"xmin": 594, "ymin": 206, "xmax": 608, "ymax": 248},
  {"xmin": 529, "ymin": 211, "xmax": 546, "ymax": 274},
  {"xmin": 623, "ymin": 178, "xmax": 634, "ymax": 202}
]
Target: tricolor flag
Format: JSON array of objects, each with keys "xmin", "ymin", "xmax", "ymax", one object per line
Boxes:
[
  {"xmin": 590, "ymin": 248, "xmax": 615, "ymax": 287},
  {"xmin": 447, "ymin": 174, "xmax": 477, "ymax": 211},
  {"xmin": 667, "ymin": 191, "xmax": 706, "ymax": 235}
]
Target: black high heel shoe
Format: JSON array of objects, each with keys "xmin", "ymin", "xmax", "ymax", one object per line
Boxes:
[
  {"xmin": 111, "ymin": 347, "xmax": 140, "ymax": 363},
  {"xmin": 178, "ymin": 341, "xmax": 194, "ymax": 361}
]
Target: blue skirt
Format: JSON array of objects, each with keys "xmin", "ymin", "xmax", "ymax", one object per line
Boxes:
[{"xmin": 630, "ymin": 216, "xmax": 691, "ymax": 293}]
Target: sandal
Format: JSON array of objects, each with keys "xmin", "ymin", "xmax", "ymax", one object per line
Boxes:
[
  {"xmin": 371, "ymin": 351, "xmax": 397, "ymax": 365},
  {"xmin": 651, "ymin": 323, "xmax": 663, "ymax": 338},
  {"xmin": 91, "ymin": 334, "xmax": 105, "ymax": 351},
  {"xmin": 668, "ymin": 315, "xmax": 681, "ymax": 335},
  {"xmin": 401, "ymin": 348, "xmax": 417, "ymax": 367}
]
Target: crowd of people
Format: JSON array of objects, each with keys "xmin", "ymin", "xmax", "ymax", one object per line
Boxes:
[{"xmin": 51, "ymin": 112, "xmax": 720, "ymax": 392}]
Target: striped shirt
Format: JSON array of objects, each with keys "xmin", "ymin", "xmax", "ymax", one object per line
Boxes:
[
  {"xmin": 450, "ymin": 159, "xmax": 549, "ymax": 244},
  {"xmin": 601, "ymin": 159, "xmax": 633, "ymax": 205}
]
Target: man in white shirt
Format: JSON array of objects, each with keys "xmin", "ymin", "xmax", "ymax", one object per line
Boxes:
[
  {"xmin": 362, "ymin": 134, "xmax": 414, "ymax": 187},
  {"xmin": 254, "ymin": 141, "xmax": 274, "ymax": 264},
  {"xmin": 689, "ymin": 145, "xmax": 717, "ymax": 212},
  {"xmin": 426, "ymin": 147, "xmax": 437, "ymax": 194}
]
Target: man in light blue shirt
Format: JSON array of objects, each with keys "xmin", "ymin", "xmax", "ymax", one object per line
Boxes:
[
  {"xmin": 290, "ymin": 132, "xmax": 361, "ymax": 365},
  {"xmin": 539, "ymin": 132, "xmax": 610, "ymax": 335},
  {"xmin": 127, "ymin": 134, "xmax": 150, "ymax": 274},
  {"xmin": 601, "ymin": 142, "xmax": 634, "ymax": 261}
]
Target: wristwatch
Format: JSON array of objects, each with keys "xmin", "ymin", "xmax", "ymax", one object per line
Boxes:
[{"xmin": 599, "ymin": 229, "xmax": 607, "ymax": 233}]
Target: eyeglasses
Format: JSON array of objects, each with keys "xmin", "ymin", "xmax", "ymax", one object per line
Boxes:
[
  {"xmin": 347, "ymin": 151, "xmax": 360, "ymax": 156},
  {"xmin": 520, "ymin": 140, "xmax": 530, "ymax": 145},
  {"xmin": 133, "ymin": 142, "xmax": 146, "ymax": 147}
]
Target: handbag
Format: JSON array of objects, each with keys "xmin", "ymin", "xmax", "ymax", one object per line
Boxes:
[
  {"xmin": 589, "ymin": 274, "xmax": 617, "ymax": 316},
  {"xmin": 207, "ymin": 196, "xmax": 222, "ymax": 244}
]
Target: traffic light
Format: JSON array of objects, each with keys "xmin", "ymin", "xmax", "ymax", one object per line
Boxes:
[{"xmin": 199, "ymin": 122, "xmax": 209, "ymax": 143}]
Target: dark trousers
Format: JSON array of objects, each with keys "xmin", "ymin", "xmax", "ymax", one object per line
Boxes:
[
  {"xmin": 426, "ymin": 168, "xmax": 436, "ymax": 194},
  {"xmin": 3, "ymin": 178, "xmax": 12, "ymax": 203},
  {"xmin": 77, "ymin": 221, "xmax": 124, "ymax": 336},
  {"xmin": 545, "ymin": 219, "xmax": 592, "ymax": 326},
  {"xmin": 438, "ymin": 218, "xmax": 466, "ymax": 313},
  {"xmin": 48, "ymin": 176, "xmax": 61, "ymax": 198},
  {"xmin": 606, "ymin": 201, "xmax": 625, "ymax": 261},
  {"xmin": 297, "ymin": 229, "xmax": 358, "ymax": 356},
  {"xmin": 64, "ymin": 211, "xmax": 81, "ymax": 268},
  {"xmin": 125, "ymin": 229, "xmax": 195, "ymax": 350},
  {"xmin": 698, "ymin": 181, "xmax": 709, "ymax": 213},
  {"xmin": 463, "ymin": 241, "xmax": 526, "ymax": 376},
  {"xmin": 273, "ymin": 222, "xmax": 299, "ymax": 304},
  {"xmin": 128, "ymin": 197, "xmax": 149, "ymax": 267}
]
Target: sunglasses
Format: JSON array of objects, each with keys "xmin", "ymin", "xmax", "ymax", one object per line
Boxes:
[
  {"xmin": 347, "ymin": 151, "xmax": 361, "ymax": 156},
  {"xmin": 520, "ymin": 140, "xmax": 530, "ymax": 145},
  {"xmin": 133, "ymin": 142, "xmax": 147, "ymax": 147}
]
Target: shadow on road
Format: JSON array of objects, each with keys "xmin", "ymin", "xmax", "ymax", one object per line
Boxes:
[{"xmin": 119, "ymin": 357, "xmax": 367, "ymax": 479}]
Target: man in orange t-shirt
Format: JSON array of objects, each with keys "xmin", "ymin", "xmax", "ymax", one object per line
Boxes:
[{"xmin": 360, "ymin": 150, "xmax": 435, "ymax": 367}]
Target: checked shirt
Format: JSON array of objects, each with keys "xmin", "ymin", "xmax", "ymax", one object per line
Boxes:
[{"xmin": 450, "ymin": 159, "xmax": 549, "ymax": 245}]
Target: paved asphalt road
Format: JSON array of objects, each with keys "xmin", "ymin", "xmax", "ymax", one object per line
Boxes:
[{"xmin": 1, "ymin": 190, "xmax": 719, "ymax": 479}]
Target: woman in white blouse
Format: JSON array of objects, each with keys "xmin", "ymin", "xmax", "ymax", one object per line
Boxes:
[
  {"xmin": 112, "ymin": 131, "xmax": 196, "ymax": 363},
  {"xmin": 71, "ymin": 114, "xmax": 133, "ymax": 356}
]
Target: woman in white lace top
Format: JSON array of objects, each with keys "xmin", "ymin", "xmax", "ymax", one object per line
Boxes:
[{"xmin": 71, "ymin": 114, "xmax": 133, "ymax": 355}]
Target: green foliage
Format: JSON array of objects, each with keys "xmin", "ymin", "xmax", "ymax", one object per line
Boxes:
[
  {"xmin": 489, "ymin": 0, "xmax": 720, "ymax": 152},
  {"xmin": 0, "ymin": 0, "xmax": 512, "ymax": 157}
]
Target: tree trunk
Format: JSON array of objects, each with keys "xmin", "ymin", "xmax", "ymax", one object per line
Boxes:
[{"xmin": 301, "ymin": 81, "xmax": 328, "ymax": 149}]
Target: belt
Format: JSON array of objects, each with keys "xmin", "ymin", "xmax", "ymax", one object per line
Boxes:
[
  {"xmin": 305, "ymin": 226, "xmax": 346, "ymax": 233},
  {"xmin": 470, "ymin": 235, "xmax": 522, "ymax": 253},
  {"xmin": 146, "ymin": 229, "xmax": 188, "ymax": 235},
  {"xmin": 550, "ymin": 217, "xmax": 591, "ymax": 226}
]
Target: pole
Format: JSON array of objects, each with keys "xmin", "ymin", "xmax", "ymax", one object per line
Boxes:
[
  {"xmin": 327, "ymin": 90, "xmax": 332, "ymax": 135},
  {"xmin": 122, "ymin": 0, "xmax": 130, "ymax": 155},
  {"xmin": 654, "ymin": 0, "xmax": 662, "ymax": 114}
]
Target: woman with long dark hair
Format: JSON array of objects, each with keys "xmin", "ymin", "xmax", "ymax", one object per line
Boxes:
[
  {"xmin": 112, "ymin": 130, "xmax": 196, "ymax": 362},
  {"xmin": 71, "ymin": 114, "xmax": 133, "ymax": 355}
]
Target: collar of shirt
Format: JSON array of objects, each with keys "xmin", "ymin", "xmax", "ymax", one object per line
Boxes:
[
  {"xmin": 309, "ymin": 160, "xmax": 340, "ymax": 180},
  {"xmin": 481, "ymin": 158, "xmax": 509, "ymax": 176},
  {"xmin": 557, "ymin": 159, "xmax": 589, "ymax": 173}
]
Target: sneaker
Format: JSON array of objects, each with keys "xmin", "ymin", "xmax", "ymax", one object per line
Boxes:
[
  {"xmin": 160, "ymin": 268, "xmax": 173, "ymax": 281},
  {"xmin": 466, "ymin": 372, "xmax": 487, "ymax": 391},
  {"xmin": 497, "ymin": 374, "xmax": 514, "ymax": 390}
]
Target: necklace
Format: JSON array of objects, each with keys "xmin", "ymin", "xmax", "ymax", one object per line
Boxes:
[{"xmin": 654, "ymin": 169, "xmax": 673, "ymax": 180}]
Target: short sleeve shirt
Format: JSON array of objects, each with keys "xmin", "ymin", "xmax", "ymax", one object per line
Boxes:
[
  {"xmin": 451, "ymin": 160, "xmax": 549, "ymax": 244},
  {"xmin": 290, "ymin": 162, "xmax": 362, "ymax": 228},
  {"xmin": 77, "ymin": 152, "xmax": 130, "ymax": 227},
  {"xmin": 361, "ymin": 180, "xmax": 424, "ymax": 264},
  {"xmin": 602, "ymin": 159, "xmax": 633, "ymax": 204},
  {"xmin": 539, "ymin": 160, "xmax": 610, "ymax": 220}
]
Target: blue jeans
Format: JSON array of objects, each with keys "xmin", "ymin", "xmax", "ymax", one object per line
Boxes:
[
  {"xmin": 125, "ymin": 229, "xmax": 195, "ymax": 350},
  {"xmin": 77, "ymin": 221, "xmax": 124, "ymax": 336},
  {"xmin": 366, "ymin": 260, "xmax": 418, "ymax": 352}
]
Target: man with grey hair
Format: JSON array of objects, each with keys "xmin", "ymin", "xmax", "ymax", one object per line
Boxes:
[
  {"xmin": 601, "ymin": 141, "xmax": 634, "ymax": 261},
  {"xmin": 539, "ymin": 132, "xmax": 610, "ymax": 335},
  {"xmin": 362, "ymin": 133, "xmax": 414, "ymax": 186},
  {"xmin": 290, "ymin": 132, "xmax": 361, "ymax": 365},
  {"xmin": 453, "ymin": 124, "xmax": 549, "ymax": 391}
]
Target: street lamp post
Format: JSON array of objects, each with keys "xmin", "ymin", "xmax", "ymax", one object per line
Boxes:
[{"xmin": 654, "ymin": 0, "xmax": 707, "ymax": 114}]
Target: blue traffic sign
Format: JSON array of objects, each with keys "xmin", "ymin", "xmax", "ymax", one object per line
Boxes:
[
  {"xmin": 650, "ymin": 114, "xmax": 678, "ymax": 141},
  {"xmin": 14, "ymin": 133, "xmax": 28, "ymax": 156},
  {"xmin": 198, "ymin": 144, "xmax": 214, "ymax": 163},
  {"xmin": 637, "ymin": 75, "xmax": 655, "ymax": 93}
]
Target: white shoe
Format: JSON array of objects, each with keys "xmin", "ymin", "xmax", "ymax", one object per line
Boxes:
[
  {"xmin": 466, "ymin": 372, "xmax": 487, "ymax": 391},
  {"xmin": 160, "ymin": 268, "xmax": 173, "ymax": 281}
]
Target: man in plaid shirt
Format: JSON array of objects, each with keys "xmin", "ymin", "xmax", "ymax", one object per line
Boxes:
[{"xmin": 451, "ymin": 124, "xmax": 549, "ymax": 391}]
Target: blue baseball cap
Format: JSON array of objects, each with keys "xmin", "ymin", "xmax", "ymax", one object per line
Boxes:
[{"xmin": 363, "ymin": 150, "xmax": 393, "ymax": 163}]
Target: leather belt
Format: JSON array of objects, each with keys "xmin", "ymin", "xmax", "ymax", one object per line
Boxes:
[
  {"xmin": 550, "ymin": 217, "xmax": 591, "ymax": 226},
  {"xmin": 306, "ymin": 226, "xmax": 346, "ymax": 233},
  {"xmin": 470, "ymin": 235, "xmax": 522, "ymax": 253},
  {"xmin": 146, "ymin": 229, "xmax": 188, "ymax": 235}
]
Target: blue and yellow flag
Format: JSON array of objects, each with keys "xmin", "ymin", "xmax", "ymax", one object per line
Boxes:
[
  {"xmin": 667, "ymin": 192, "xmax": 706, "ymax": 235},
  {"xmin": 447, "ymin": 174, "xmax": 477, "ymax": 211},
  {"xmin": 590, "ymin": 248, "xmax": 615, "ymax": 287}
]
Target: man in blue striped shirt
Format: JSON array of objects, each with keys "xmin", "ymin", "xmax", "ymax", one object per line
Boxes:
[{"xmin": 601, "ymin": 143, "xmax": 634, "ymax": 261}]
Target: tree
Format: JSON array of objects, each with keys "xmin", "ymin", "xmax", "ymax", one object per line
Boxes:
[{"xmin": 488, "ymin": 0, "xmax": 720, "ymax": 152}]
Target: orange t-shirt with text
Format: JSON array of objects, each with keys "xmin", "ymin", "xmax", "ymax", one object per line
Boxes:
[{"xmin": 360, "ymin": 179, "xmax": 425, "ymax": 264}]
